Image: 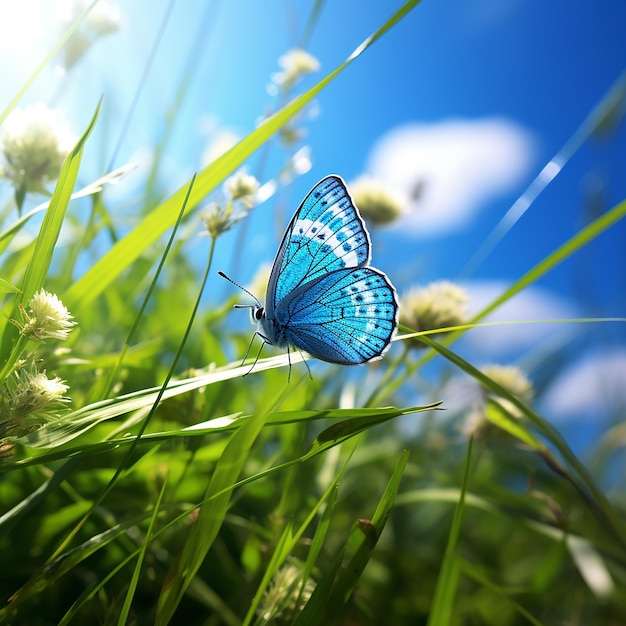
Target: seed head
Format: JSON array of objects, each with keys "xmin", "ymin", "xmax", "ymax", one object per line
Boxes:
[
  {"xmin": 271, "ymin": 49, "xmax": 320, "ymax": 91},
  {"xmin": 0, "ymin": 104, "xmax": 74, "ymax": 198},
  {"xmin": 400, "ymin": 281, "xmax": 469, "ymax": 348},
  {"xmin": 350, "ymin": 176, "xmax": 406, "ymax": 226}
]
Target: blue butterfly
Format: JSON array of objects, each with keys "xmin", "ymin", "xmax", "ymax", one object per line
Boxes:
[{"xmin": 223, "ymin": 175, "xmax": 398, "ymax": 366}]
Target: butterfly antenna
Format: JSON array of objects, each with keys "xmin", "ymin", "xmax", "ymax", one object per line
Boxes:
[{"xmin": 218, "ymin": 270, "xmax": 262, "ymax": 307}]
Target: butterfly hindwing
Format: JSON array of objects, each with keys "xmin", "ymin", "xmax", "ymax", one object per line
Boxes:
[
  {"xmin": 275, "ymin": 266, "xmax": 398, "ymax": 364},
  {"xmin": 266, "ymin": 175, "xmax": 371, "ymax": 318}
]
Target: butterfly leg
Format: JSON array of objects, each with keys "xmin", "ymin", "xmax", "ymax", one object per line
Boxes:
[
  {"xmin": 241, "ymin": 331, "xmax": 271, "ymax": 377},
  {"xmin": 289, "ymin": 345, "xmax": 313, "ymax": 381}
]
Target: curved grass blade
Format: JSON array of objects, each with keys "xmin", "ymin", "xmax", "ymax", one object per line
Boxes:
[
  {"xmin": 155, "ymin": 407, "xmax": 268, "ymax": 625},
  {"xmin": 296, "ymin": 450, "xmax": 409, "ymax": 623},
  {"xmin": 1, "ymin": 406, "xmax": 427, "ymax": 473},
  {"xmin": 3, "ymin": 176, "xmax": 197, "ymax": 613},
  {"xmin": 0, "ymin": 278, "xmax": 20, "ymax": 295},
  {"xmin": 5, "ymin": 409, "xmax": 420, "ymax": 619},
  {"xmin": 330, "ymin": 449, "xmax": 409, "ymax": 605},
  {"xmin": 1, "ymin": 511, "xmax": 152, "ymax": 618},
  {"xmin": 458, "ymin": 556, "xmax": 545, "ymax": 626},
  {"xmin": 117, "ymin": 476, "xmax": 168, "ymax": 626},
  {"xmin": 427, "ymin": 437, "xmax": 473, "ymax": 626},
  {"xmin": 374, "ymin": 198, "xmax": 626, "ymax": 406},
  {"xmin": 242, "ymin": 454, "xmax": 350, "ymax": 625},
  {"xmin": 419, "ymin": 334, "xmax": 626, "ymax": 554},
  {"xmin": 472, "ymin": 198, "xmax": 626, "ymax": 325}
]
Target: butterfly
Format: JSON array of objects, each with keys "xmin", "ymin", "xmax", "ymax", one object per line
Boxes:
[{"xmin": 222, "ymin": 175, "xmax": 398, "ymax": 367}]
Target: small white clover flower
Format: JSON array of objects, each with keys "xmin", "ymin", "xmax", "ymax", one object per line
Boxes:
[
  {"xmin": 400, "ymin": 281, "xmax": 469, "ymax": 349},
  {"xmin": 224, "ymin": 170, "xmax": 260, "ymax": 209},
  {"xmin": 259, "ymin": 563, "xmax": 315, "ymax": 622},
  {"xmin": 8, "ymin": 368, "xmax": 69, "ymax": 420},
  {"xmin": 481, "ymin": 364, "xmax": 534, "ymax": 414},
  {"xmin": 465, "ymin": 364, "xmax": 534, "ymax": 438},
  {"xmin": 203, "ymin": 201, "xmax": 246, "ymax": 240},
  {"xmin": 59, "ymin": 0, "xmax": 122, "ymax": 69},
  {"xmin": 18, "ymin": 289, "xmax": 76, "ymax": 342},
  {"xmin": 278, "ymin": 121, "xmax": 308, "ymax": 147},
  {"xmin": 271, "ymin": 48, "xmax": 320, "ymax": 91},
  {"xmin": 0, "ymin": 104, "xmax": 75, "ymax": 199},
  {"xmin": 349, "ymin": 176, "xmax": 406, "ymax": 226}
]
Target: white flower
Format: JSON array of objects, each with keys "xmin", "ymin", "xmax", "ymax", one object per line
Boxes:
[
  {"xmin": 8, "ymin": 368, "xmax": 69, "ymax": 420},
  {"xmin": 224, "ymin": 170, "xmax": 260, "ymax": 209},
  {"xmin": 349, "ymin": 176, "xmax": 406, "ymax": 225},
  {"xmin": 18, "ymin": 289, "xmax": 76, "ymax": 341},
  {"xmin": 58, "ymin": 0, "xmax": 122, "ymax": 69},
  {"xmin": 400, "ymin": 281, "xmax": 469, "ymax": 348},
  {"xmin": 481, "ymin": 363, "xmax": 534, "ymax": 415},
  {"xmin": 272, "ymin": 49, "xmax": 320, "ymax": 90},
  {"xmin": 0, "ymin": 104, "xmax": 75, "ymax": 198},
  {"xmin": 259, "ymin": 564, "xmax": 315, "ymax": 622},
  {"xmin": 465, "ymin": 364, "xmax": 534, "ymax": 438}
]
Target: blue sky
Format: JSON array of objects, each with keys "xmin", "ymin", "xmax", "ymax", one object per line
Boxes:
[{"xmin": 1, "ymin": 0, "xmax": 625, "ymax": 434}]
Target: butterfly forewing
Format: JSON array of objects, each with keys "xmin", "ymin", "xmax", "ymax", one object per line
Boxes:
[{"xmin": 266, "ymin": 176, "xmax": 371, "ymax": 317}]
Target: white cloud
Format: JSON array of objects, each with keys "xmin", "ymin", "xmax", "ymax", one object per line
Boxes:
[
  {"xmin": 463, "ymin": 281, "xmax": 579, "ymax": 357},
  {"xmin": 366, "ymin": 118, "xmax": 536, "ymax": 236},
  {"xmin": 541, "ymin": 349, "xmax": 626, "ymax": 421}
]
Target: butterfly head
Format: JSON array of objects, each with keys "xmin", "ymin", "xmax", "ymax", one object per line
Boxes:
[
  {"xmin": 218, "ymin": 269, "xmax": 266, "ymax": 324},
  {"xmin": 244, "ymin": 304, "xmax": 265, "ymax": 325}
]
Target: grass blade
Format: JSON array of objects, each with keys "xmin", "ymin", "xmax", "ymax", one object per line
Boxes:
[
  {"xmin": 0, "ymin": 98, "xmax": 102, "ymax": 373},
  {"xmin": 419, "ymin": 334, "xmax": 626, "ymax": 554},
  {"xmin": 155, "ymin": 408, "xmax": 268, "ymax": 625},
  {"xmin": 294, "ymin": 451, "xmax": 410, "ymax": 625},
  {"xmin": 117, "ymin": 475, "xmax": 167, "ymax": 626},
  {"xmin": 427, "ymin": 437, "xmax": 474, "ymax": 626},
  {"xmin": 326, "ymin": 450, "xmax": 410, "ymax": 611}
]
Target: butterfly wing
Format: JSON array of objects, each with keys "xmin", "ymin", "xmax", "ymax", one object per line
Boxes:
[
  {"xmin": 275, "ymin": 266, "xmax": 398, "ymax": 364},
  {"xmin": 265, "ymin": 175, "xmax": 371, "ymax": 319}
]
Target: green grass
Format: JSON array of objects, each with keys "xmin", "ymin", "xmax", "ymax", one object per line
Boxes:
[{"xmin": 0, "ymin": 2, "xmax": 625, "ymax": 625}]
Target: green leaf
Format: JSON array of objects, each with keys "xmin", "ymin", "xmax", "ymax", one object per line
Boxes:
[
  {"xmin": 118, "ymin": 477, "xmax": 168, "ymax": 626},
  {"xmin": 18, "ymin": 99, "xmax": 102, "ymax": 305},
  {"xmin": 458, "ymin": 556, "xmax": 545, "ymax": 626},
  {"xmin": 0, "ymin": 278, "xmax": 21, "ymax": 295},
  {"xmin": 485, "ymin": 398, "xmax": 543, "ymax": 449},
  {"xmin": 242, "ymin": 454, "xmax": 350, "ymax": 626},
  {"xmin": 293, "ymin": 452, "xmax": 411, "ymax": 625},
  {"xmin": 419, "ymin": 334, "xmax": 626, "ymax": 554},
  {"xmin": 2, "ymin": 512, "xmax": 152, "ymax": 618}
]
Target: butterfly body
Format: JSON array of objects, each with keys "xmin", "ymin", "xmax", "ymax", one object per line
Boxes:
[{"xmin": 250, "ymin": 175, "xmax": 398, "ymax": 365}]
